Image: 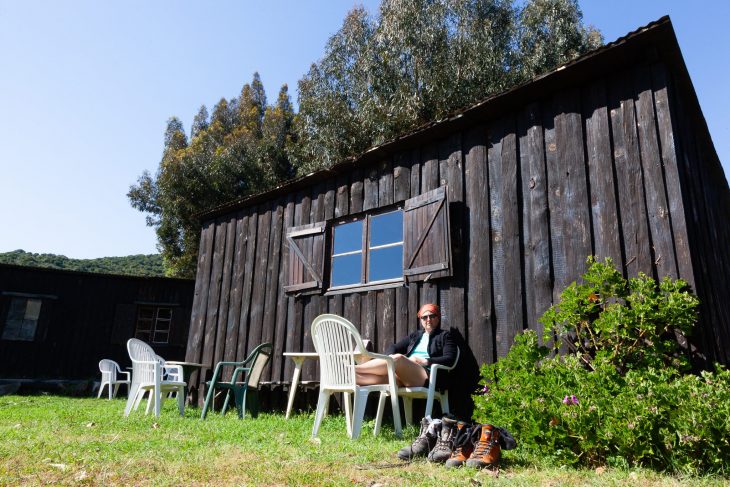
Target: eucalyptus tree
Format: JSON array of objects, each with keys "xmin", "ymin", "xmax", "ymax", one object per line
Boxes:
[{"xmin": 295, "ymin": 0, "xmax": 601, "ymax": 172}]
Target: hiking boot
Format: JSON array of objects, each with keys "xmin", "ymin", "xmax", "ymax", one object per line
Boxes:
[
  {"xmin": 427, "ymin": 416, "xmax": 458, "ymax": 463},
  {"xmin": 397, "ymin": 417, "xmax": 437, "ymax": 460},
  {"xmin": 466, "ymin": 424, "xmax": 501, "ymax": 469},
  {"xmin": 444, "ymin": 422, "xmax": 476, "ymax": 468}
]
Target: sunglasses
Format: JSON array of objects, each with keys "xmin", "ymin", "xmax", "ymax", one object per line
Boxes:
[{"xmin": 420, "ymin": 314, "xmax": 439, "ymax": 321}]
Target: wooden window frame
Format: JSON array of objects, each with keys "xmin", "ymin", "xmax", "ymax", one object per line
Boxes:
[
  {"xmin": 134, "ymin": 305, "xmax": 174, "ymax": 345},
  {"xmin": 1, "ymin": 297, "xmax": 43, "ymax": 342},
  {"xmin": 327, "ymin": 205, "xmax": 405, "ymax": 293}
]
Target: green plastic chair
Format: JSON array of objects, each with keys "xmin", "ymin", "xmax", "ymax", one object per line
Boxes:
[{"xmin": 200, "ymin": 342, "xmax": 273, "ymax": 419}]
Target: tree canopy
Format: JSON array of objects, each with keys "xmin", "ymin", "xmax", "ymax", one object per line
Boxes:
[{"xmin": 130, "ymin": 0, "xmax": 601, "ymax": 277}]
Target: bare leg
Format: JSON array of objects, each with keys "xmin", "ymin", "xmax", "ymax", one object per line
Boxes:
[
  {"xmin": 392, "ymin": 354, "xmax": 428, "ymax": 387},
  {"xmin": 355, "ymin": 354, "xmax": 428, "ymax": 387}
]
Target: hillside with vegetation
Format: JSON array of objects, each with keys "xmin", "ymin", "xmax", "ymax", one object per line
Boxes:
[{"xmin": 0, "ymin": 250, "xmax": 166, "ymax": 277}]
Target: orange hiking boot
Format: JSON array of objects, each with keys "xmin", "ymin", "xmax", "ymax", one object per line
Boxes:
[
  {"xmin": 444, "ymin": 422, "xmax": 476, "ymax": 468},
  {"xmin": 465, "ymin": 423, "xmax": 501, "ymax": 469}
]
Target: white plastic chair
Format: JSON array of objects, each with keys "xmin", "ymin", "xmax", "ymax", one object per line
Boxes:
[
  {"xmin": 97, "ymin": 359, "xmax": 130, "ymax": 400},
  {"xmin": 124, "ymin": 338, "xmax": 186, "ymax": 417},
  {"xmin": 397, "ymin": 347, "xmax": 460, "ymax": 424},
  {"xmin": 310, "ymin": 314, "xmax": 402, "ymax": 439}
]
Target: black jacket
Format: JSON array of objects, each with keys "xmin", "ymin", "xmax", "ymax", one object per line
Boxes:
[
  {"xmin": 385, "ymin": 327, "xmax": 458, "ymax": 368},
  {"xmin": 387, "ymin": 326, "xmax": 481, "ymax": 419}
]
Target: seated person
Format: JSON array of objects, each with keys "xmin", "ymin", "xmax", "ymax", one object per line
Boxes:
[{"xmin": 355, "ymin": 303, "xmax": 457, "ymax": 387}]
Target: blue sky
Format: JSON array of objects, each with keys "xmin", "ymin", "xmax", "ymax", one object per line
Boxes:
[{"xmin": 0, "ymin": 1, "xmax": 727, "ymax": 259}]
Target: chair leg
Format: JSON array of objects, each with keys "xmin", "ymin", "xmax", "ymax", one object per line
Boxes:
[
  {"xmin": 389, "ymin": 388, "xmax": 402, "ymax": 437},
  {"xmin": 424, "ymin": 394, "xmax": 435, "ymax": 420},
  {"xmin": 343, "ymin": 392, "xmax": 352, "ymax": 438},
  {"xmin": 351, "ymin": 389, "xmax": 369, "ymax": 439},
  {"xmin": 124, "ymin": 385, "xmax": 138, "ymax": 416},
  {"xmin": 149, "ymin": 385, "xmax": 161, "ymax": 417},
  {"xmin": 201, "ymin": 383, "xmax": 216, "ymax": 419},
  {"xmin": 177, "ymin": 386, "xmax": 185, "ymax": 416},
  {"xmin": 234, "ymin": 388, "xmax": 245, "ymax": 419},
  {"xmin": 440, "ymin": 391, "xmax": 450, "ymax": 416},
  {"xmin": 221, "ymin": 390, "xmax": 232, "ymax": 415},
  {"xmin": 312, "ymin": 390, "xmax": 330, "ymax": 438},
  {"xmin": 248, "ymin": 390, "xmax": 260, "ymax": 418},
  {"xmin": 97, "ymin": 382, "xmax": 105, "ymax": 399},
  {"xmin": 403, "ymin": 397, "xmax": 414, "ymax": 425},
  {"xmin": 374, "ymin": 392, "xmax": 387, "ymax": 436},
  {"xmin": 145, "ymin": 392, "xmax": 154, "ymax": 415},
  {"xmin": 112, "ymin": 384, "xmax": 120, "ymax": 399}
]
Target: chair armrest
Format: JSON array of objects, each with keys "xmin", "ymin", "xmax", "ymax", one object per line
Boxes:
[{"xmin": 119, "ymin": 371, "xmax": 131, "ymax": 381}]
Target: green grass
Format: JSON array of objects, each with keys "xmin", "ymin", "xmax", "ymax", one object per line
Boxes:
[{"xmin": 0, "ymin": 395, "xmax": 728, "ymax": 486}]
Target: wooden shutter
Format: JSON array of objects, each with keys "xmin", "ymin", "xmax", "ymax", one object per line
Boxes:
[
  {"xmin": 403, "ymin": 186, "xmax": 452, "ymax": 281},
  {"xmin": 284, "ymin": 221, "xmax": 326, "ymax": 293}
]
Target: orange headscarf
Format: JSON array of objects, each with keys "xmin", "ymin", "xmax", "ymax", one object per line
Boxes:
[{"xmin": 417, "ymin": 303, "xmax": 440, "ymax": 319}]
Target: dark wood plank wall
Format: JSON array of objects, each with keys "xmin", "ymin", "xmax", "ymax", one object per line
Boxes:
[
  {"xmin": 666, "ymin": 62, "xmax": 730, "ymax": 365},
  {"xmin": 188, "ymin": 60, "xmax": 728, "ymax": 397},
  {"xmin": 0, "ymin": 265, "xmax": 194, "ymax": 380}
]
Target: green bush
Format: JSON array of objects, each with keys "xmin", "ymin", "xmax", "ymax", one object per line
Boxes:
[
  {"xmin": 540, "ymin": 256, "xmax": 698, "ymax": 373},
  {"xmin": 473, "ymin": 258, "xmax": 730, "ymax": 474}
]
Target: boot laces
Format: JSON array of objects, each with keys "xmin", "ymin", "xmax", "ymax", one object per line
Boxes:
[{"xmin": 472, "ymin": 427, "xmax": 496, "ymax": 457}]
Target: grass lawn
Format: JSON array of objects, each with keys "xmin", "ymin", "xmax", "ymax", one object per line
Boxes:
[{"xmin": 0, "ymin": 395, "xmax": 727, "ymax": 486}]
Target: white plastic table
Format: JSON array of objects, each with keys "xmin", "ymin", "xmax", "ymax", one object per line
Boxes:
[{"xmin": 282, "ymin": 352, "xmax": 319, "ymax": 419}]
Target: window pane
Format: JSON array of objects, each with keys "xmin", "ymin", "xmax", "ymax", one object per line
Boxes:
[
  {"xmin": 156, "ymin": 308, "xmax": 172, "ymax": 321},
  {"xmin": 370, "ymin": 211, "xmax": 403, "ymax": 247},
  {"xmin": 152, "ymin": 331, "xmax": 169, "ymax": 344},
  {"xmin": 369, "ymin": 245, "xmax": 403, "ymax": 281},
  {"xmin": 138, "ymin": 307, "xmax": 154, "ymax": 320},
  {"xmin": 331, "ymin": 253, "xmax": 362, "ymax": 287},
  {"xmin": 333, "ymin": 220, "xmax": 363, "ymax": 255},
  {"xmin": 2, "ymin": 298, "xmax": 40, "ymax": 341}
]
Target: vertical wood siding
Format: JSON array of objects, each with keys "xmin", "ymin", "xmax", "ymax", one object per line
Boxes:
[{"xmin": 187, "ymin": 61, "xmax": 730, "ymax": 398}]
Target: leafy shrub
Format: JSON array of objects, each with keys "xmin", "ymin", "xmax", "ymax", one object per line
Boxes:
[
  {"xmin": 540, "ymin": 257, "xmax": 699, "ymax": 373},
  {"xmin": 474, "ymin": 331, "xmax": 730, "ymax": 473},
  {"xmin": 473, "ymin": 259, "xmax": 730, "ymax": 474}
]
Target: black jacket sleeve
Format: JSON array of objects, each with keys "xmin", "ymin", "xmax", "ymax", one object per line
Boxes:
[
  {"xmin": 385, "ymin": 332, "xmax": 414, "ymax": 355},
  {"xmin": 427, "ymin": 329, "xmax": 458, "ymax": 367}
]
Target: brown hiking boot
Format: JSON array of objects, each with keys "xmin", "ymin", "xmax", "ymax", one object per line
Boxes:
[
  {"xmin": 427, "ymin": 416, "xmax": 458, "ymax": 463},
  {"xmin": 397, "ymin": 417, "xmax": 437, "ymax": 460},
  {"xmin": 466, "ymin": 424, "xmax": 501, "ymax": 469},
  {"xmin": 445, "ymin": 422, "xmax": 475, "ymax": 468}
]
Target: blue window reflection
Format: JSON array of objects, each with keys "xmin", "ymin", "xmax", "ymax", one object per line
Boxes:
[
  {"xmin": 370, "ymin": 211, "xmax": 403, "ymax": 247},
  {"xmin": 332, "ymin": 254, "xmax": 362, "ymax": 287},
  {"xmin": 333, "ymin": 220, "xmax": 363, "ymax": 254},
  {"xmin": 369, "ymin": 246, "xmax": 403, "ymax": 281}
]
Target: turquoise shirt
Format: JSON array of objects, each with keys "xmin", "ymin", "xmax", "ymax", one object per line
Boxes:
[{"xmin": 408, "ymin": 332, "xmax": 430, "ymax": 366}]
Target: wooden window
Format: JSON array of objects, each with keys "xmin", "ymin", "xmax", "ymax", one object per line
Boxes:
[
  {"xmin": 330, "ymin": 208, "xmax": 404, "ymax": 290},
  {"xmin": 403, "ymin": 185, "xmax": 452, "ymax": 281},
  {"xmin": 1, "ymin": 297, "xmax": 42, "ymax": 341},
  {"xmin": 284, "ymin": 185, "xmax": 452, "ymax": 293},
  {"xmin": 284, "ymin": 222, "xmax": 326, "ymax": 293},
  {"xmin": 135, "ymin": 305, "xmax": 173, "ymax": 344}
]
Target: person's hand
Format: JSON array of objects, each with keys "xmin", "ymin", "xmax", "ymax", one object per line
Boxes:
[{"xmin": 411, "ymin": 356, "xmax": 429, "ymax": 366}]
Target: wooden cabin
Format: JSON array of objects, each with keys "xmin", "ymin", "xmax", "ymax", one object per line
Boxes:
[
  {"xmin": 184, "ymin": 17, "xmax": 730, "ymax": 406},
  {"xmin": 0, "ymin": 263, "xmax": 194, "ymax": 390}
]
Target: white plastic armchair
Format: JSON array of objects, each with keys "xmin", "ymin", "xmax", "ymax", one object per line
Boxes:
[
  {"xmin": 124, "ymin": 338, "xmax": 186, "ymax": 417},
  {"xmin": 97, "ymin": 359, "xmax": 130, "ymax": 399},
  {"xmin": 397, "ymin": 347, "xmax": 460, "ymax": 424},
  {"xmin": 310, "ymin": 314, "xmax": 402, "ymax": 439}
]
